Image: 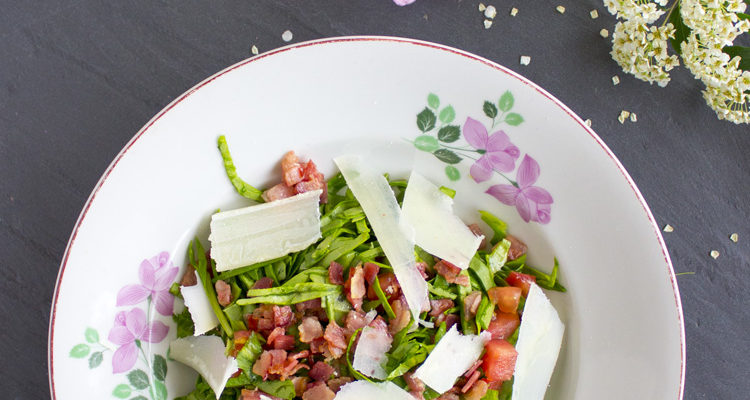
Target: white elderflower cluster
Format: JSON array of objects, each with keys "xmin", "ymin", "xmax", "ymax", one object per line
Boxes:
[
  {"xmin": 610, "ymin": 17, "xmax": 679, "ymax": 87},
  {"xmin": 604, "ymin": 0, "xmax": 668, "ymax": 23}
]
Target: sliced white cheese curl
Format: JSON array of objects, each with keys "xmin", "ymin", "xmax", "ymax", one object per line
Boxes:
[
  {"xmin": 334, "ymin": 380, "xmax": 414, "ymax": 400},
  {"xmin": 181, "ymin": 271, "xmax": 219, "ymax": 335},
  {"xmin": 413, "ymin": 325, "xmax": 491, "ymax": 394},
  {"xmin": 353, "ymin": 326, "xmax": 393, "ymax": 379},
  {"xmin": 402, "ymin": 171, "xmax": 483, "ymax": 270},
  {"xmin": 209, "ymin": 190, "xmax": 322, "ymax": 272},
  {"xmin": 512, "ymin": 283, "xmax": 565, "ymax": 400},
  {"xmin": 169, "ymin": 335, "xmax": 238, "ymax": 399},
  {"xmin": 334, "ymin": 155, "xmax": 429, "ymax": 322}
]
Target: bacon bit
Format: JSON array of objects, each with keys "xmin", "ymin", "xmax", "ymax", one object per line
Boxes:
[
  {"xmin": 363, "ymin": 262, "xmax": 380, "ymax": 285},
  {"xmin": 299, "ymin": 317, "xmax": 324, "ymax": 343},
  {"xmin": 436, "ymin": 388, "xmax": 460, "ymax": 400},
  {"xmin": 179, "ymin": 265, "xmax": 197, "ymax": 286},
  {"xmin": 296, "ymin": 160, "xmax": 328, "ymax": 203},
  {"xmin": 267, "ymin": 327, "xmax": 285, "ymax": 346},
  {"xmin": 302, "ymin": 383, "xmax": 336, "ymax": 400},
  {"xmin": 437, "ymin": 313, "xmax": 459, "ymax": 330},
  {"xmin": 327, "ymin": 377, "xmax": 353, "ymax": 393},
  {"xmin": 324, "ymin": 321, "xmax": 347, "ymax": 359},
  {"xmin": 464, "ymin": 359, "xmax": 483, "ymax": 379},
  {"xmin": 368, "ymin": 272, "xmax": 401, "ymax": 301},
  {"xmin": 368, "ymin": 315, "xmax": 389, "ymax": 332},
  {"xmin": 240, "ymin": 389, "xmax": 283, "ymax": 400},
  {"xmin": 328, "ymin": 261, "xmax": 344, "ymax": 285},
  {"xmin": 415, "ymin": 261, "xmax": 429, "ymax": 280},
  {"xmin": 252, "ymin": 349, "xmax": 287, "ymax": 380},
  {"xmin": 429, "ymin": 299, "xmax": 454, "ymax": 317},
  {"xmin": 253, "ymin": 277, "xmax": 274, "ymax": 289},
  {"xmin": 309, "ymin": 361, "xmax": 335, "ymax": 381},
  {"xmin": 215, "ymin": 280, "xmax": 233, "ymax": 306},
  {"xmin": 404, "ymin": 372, "xmax": 426, "ymax": 399},
  {"xmin": 505, "ymin": 234, "xmax": 528, "ymax": 261},
  {"xmin": 282, "ymin": 151, "xmax": 304, "ymax": 187},
  {"xmin": 467, "ymin": 224, "xmax": 487, "ymax": 249},
  {"xmin": 389, "ymin": 297, "xmax": 412, "ymax": 334},
  {"xmin": 464, "ymin": 291, "xmax": 482, "ymax": 317},
  {"xmin": 463, "ymin": 379, "xmax": 489, "ymax": 400},
  {"xmin": 273, "ymin": 305, "xmax": 294, "ymax": 328},
  {"xmin": 230, "ymin": 368, "xmax": 242, "ymax": 378},
  {"xmin": 435, "ymin": 260, "xmax": 470, "ymax": 286},
  {"xmin": 292, "ymin": 376, "xmax": 310, "ymax": 397},
  {"xmin": 251, "ymin": 304, "xmax": 275, "ymax": 332},
  {"xmin": 309, "ymin": 337, "xmax": 327, "ymax": 354},
  {"xmin": 262, "ymin": 182, "xmax": 298, "ymax": 202},
  {"xmin": 461, "ymin": 370, "xmax": 482, "ymax": 393},
  {"xmin": 344, "ymin": 310, "xmax": 369, "ymax": 335},
  {"xmin": 296, "ymin": 298, "xmax": 323, "ymax": 313},
  {"xmin": 345, "ymin": 265, "xmax": 366, "ymax": 311},
  {"xmin": 273, "ymin": 335, "xmax": 296, "ymax": 350}
]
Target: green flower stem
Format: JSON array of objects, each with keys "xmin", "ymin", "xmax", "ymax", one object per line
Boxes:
[
  {"xmin": 136, "ymin": 341, "xmax": 156, "ymax": 400},
  {"xmin": 661, "ymin": 0, "xmax": 680, "ymax": 28}
]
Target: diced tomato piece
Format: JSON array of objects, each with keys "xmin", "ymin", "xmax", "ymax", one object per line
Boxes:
[
  {"xmin": 482, "ymin": 339, "xmax": 518, "ymax": 383},
  {"xmin": 487, "ymin": 286, "xmax": 522, "ymax": 313},
  {"xmin": 486, "ymin": 312, "xmax": 519, "ymax": 340},
  {"xmin": 505, "ymin": 272, "xmax": 536, "ymax": 297}
]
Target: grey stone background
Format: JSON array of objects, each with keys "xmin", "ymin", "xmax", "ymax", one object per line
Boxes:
[{"xmin": 1, "ymin": 1, "xmax": 747, "ymax": 399}]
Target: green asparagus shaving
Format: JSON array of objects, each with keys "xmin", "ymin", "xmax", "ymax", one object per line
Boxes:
[
  {"xmin": 479, "ymin": 210, "xmax": 508, "ymax": 245},
  {"xmin": 468, "ymin": 255, "xmax": 494, "ymax": 292},
  {"xmin": 281, "ymin": 266, "xmax": 327, "ymax": 287},
  {"xmin": 438, "ymin": 186, "xmax": 456, "ymax": 198},
  {"xmin": 345, "ymin": 328, "xmax": 374, "ymax": 382},
  {"xmin": 215, "ymin": 255, "xmax": 287, "ymax": 281},
  {"xmin": 235, "ymin": 332, "xmax": 264, "ymax": 372},
  {"xmin": 216, "ymin": 135, "xmax": 263, "ymax": 202},
  {"xmin": 486, "ymin": 238, "xmax": 511, "ymax": 273},
  {"xmin": 433, "ymin": 321, "xmax": 447, "ymax": 344},
  {"xmin": 190, "ymin": 238, "xmax": 233, "ymax": 337},
  {"xmin": 496, "ymin": 378, "xmax": 514, "ymax": 400},
  {"xmin": 457, "ymin": 270, "xmax": 476, "ymax": 335},
  {"xmin": 415, "ymin": 246, "xmax": 436, "ymax": 267},
  {"xmin": 483, "ymin": 388, "xmax": 501, "ymax": 400},
  {"xmin": 427, "ymin": 282, "xmax": 457, "ymax": 300},
  {"xmin": 507, "ymin": 325, "xmax": 520, "ymax": 346},
  {"xmin": 475, "ymin": 295, "xmax": 494, "ymax": 331},
  {"xmin": 373, "ymin": 275, "xmax": 396, "ymax": 319},
  {"xmin": 321, "ymin": 233, "xmax": 370, "ymax": 267},
  {"xmin": 245, "ymin": 282, "xmax": 339, "ymax": 297}
]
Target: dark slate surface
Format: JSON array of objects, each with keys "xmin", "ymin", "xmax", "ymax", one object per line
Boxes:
[{"xmin": 1, "ymin": 1, "xmax": 747, "ymax": 399}]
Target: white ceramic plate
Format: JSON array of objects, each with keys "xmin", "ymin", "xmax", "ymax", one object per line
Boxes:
[{"xmin": 49, "ymin": 37, "xmax": 684, "ymax": 400}]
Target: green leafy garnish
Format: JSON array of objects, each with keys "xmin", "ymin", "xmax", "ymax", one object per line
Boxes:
[{"xmin": 216, "ymin": 136, "xmax": 263, "ymax": 202}]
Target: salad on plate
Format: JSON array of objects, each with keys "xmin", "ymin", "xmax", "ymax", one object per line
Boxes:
[{"xmin": 168, "ymin": 136, "xmax": 566, "ymax": 400}]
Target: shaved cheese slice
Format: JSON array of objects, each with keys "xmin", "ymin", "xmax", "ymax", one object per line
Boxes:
[
  {"xmin": 209, "ymin": 190, "xmax": 322, "ymax": 272},
  {"xmin": 512, "ymin": 283, "xmax": 565, "ymax": 400},
  {"xmin": 413, "ymin": 325, "xmax": 491, "ymax": 394},
  {"xmin": 334, "ymin": 380, "xmax": 414, "ymax": 400},
  {"xmin": 181, "ymin": 271, "xmax": 219, "ymax": 335},
  {"xmin": 402, "ymin": 172, "xmax": 483, "ymax": 270},
  {"xmin": 353, "ymin": 326, "xmax": 393, "ymax": 379},
  {"xmin": 169, "ymin": 335, "xmax": 238, "ymax": 399},
  {"xmin": 334, "ymin": 156, "xmax": 428, "ymax": 321}
]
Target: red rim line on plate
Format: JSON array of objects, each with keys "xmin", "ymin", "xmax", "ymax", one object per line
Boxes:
[{"xmin": 48, "ymin": 35, "xmax": 685, "ymax": 400}]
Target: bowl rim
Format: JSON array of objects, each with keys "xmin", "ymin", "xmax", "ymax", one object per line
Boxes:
[{"xmin": 47, "ymin": 35, "xmax": 685, "ymax": 400}]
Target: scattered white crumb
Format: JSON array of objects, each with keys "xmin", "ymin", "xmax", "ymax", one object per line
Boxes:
[
  {"xmin": 485, "ymin": 5, "xmax": 497, "ymax": 19},
  {"xmin": 510, "ymin": 7, "xmax": 519, "ymax": 16},
  {"xmin": 710, "ymin": 250, "xmax": 720, "ymax": 259},
  {"xmin": 600, "ymin": 29, "xmax": 610, "ymax": 38},
  {"xmin": 584, "ymin": 119, "xmax": 592, "ymax": 127},
  {"xmin": 612, "ymin": 75, "xmax": 620, "ymax": 85},
  {"xmin": 484, "ymin": 19, "xmax": 493, "ymax": 29},
  {"xmin": 282, "ymin": 30, "xmax": 293, "ymax": 42},
  {"xmin": 621, "ymin": 110, "xmax": 631, "ymax": 119},
  {"xmin": 663, "ymin": 224, "xmax": 674, "ymax": 233},
  {"xmin": 479, "ymin": 3, "xmax": 486, "ymax": 12},
  {"xmin": 520, "ymin": 55, "xmax": 531, "ymax": 65},
  {"xmin": 251, "ymin": 45, "xmax": 259, "ymax": 55},
  {"xmin": 556, "ymin": 5, "xmax": 566, "ymax": 14},
  {"xmin": 590, "ymin": 9, "xmax": 599, "ymax": 19},
  {"xmin": 729, "ymin": 233, "xmax": 738, "ymax": 243},
  {"xmin": 630, "ymin": 113, "xmax": 637, "ymax": 122}
]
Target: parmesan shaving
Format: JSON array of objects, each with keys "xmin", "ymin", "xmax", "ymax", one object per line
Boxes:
[
  {"xmin": 334, "ymin": 380, "xmax": 414, "ymax": 400},
  {"xmin": 170, "ymin": 335, "xmax": 238, "ymax": 399},
  {"xmin": 181, "ymin": 271, "xmax": 219, "ymax": 335},
  {"xmin": 353, "ymin": 326, "xmax": 393, "ymax": 379}
]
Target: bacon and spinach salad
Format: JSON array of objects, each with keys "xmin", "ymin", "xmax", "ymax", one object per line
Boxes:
[{"xmin": 169, "ymin": 136, "xmax": 566, "ymax": 400}]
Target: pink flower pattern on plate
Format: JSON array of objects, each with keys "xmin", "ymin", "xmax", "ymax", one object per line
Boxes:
[
  {"xmin": 463, "ymin": 117, "xmax": 520, "ymax": 182},
  {"xmin": 486, "ymin": 155, "xmax": 553, "ymax": 224},
  {"xmin": 116, "ymin": 251, "xmax": 179, "ymax": 316},
  {"xmin": 108, "ymin": 308, "xmax": 168, "ymax": 373}
]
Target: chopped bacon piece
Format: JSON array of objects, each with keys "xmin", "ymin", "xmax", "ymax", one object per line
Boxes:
[
  {"xmin": 323, "ymin": 321, "xmax": 347, "ymax": 359},
  {"xmin": 463, "ymin": 379, "xmax": 489, "ymax": 400},
  {"xmin": 464, "ymin": 359, "xmax": 483, "ymax": 378},
  {"xmin": 429, "ymin": 299, "xmax": 454, "ymax": 317},
  {"xmin": 309, "ymin": 361, "xmax": 335, "ymax": 381},
  {"xmin": 262, "ymin": 182, "xmax": 297, "ymax": 202},
  {"xmin": 435, "ymin": 313, "xmax": 459, "ymax": 330},
  {"xmin": 296, "ymin": 298, "xmax": 323, "ymax": 313},
  {"xmin": 368, "ymin": 315, "xmax": 389, "ymax": 332},
  {"xmin": 461, "ymin": 370, "xmax": 481, "ymax": 393},
  {"xmin": 302, "ymin": 383, "xmax": 336, "ymax": 400},
  {"xmin": 309, "ymin": 337, "xmax": 327, "ymax": 354},
  {"xmin": 463, "ymin": 291, "xmax": 482, "ymax": 316},
  {"xmin": 389, "ymin": 296, "xmax": 412, "ymax": 334},
  {"xmin": 467, "ymin": 224, "xmax": 487, "ymax": 249},
  {"xmin": 282, "ymin": 151, "xmax": 304, "ymax": 187},
  {"xmin": 344, "ymin": 310, "xmax": 369, "ymax": 334},
  {"xmin": 367, "ymin": 272, "xmax": 400, "ymax": 301},
  {"xmin": 252, "ymin": 349, "xmax": 287, "ymax": 380},
  {"xmin": 415, "ymin": 261, "xmax": 429, "ymax": 280},
  {"xmin": 435, "ymin": 260, "xmax": 470, "ymax": 286},
  {"xmin": 273, "ymin": 305, "xmax": 294, "ymax": 328},
  {"xmin": 266, "ymin": 327, "xmax": 285, "ymax": 347},
  {"xmin": 215, "ymin": 280, "xmax": 232, "ymax": 307},
  {"xmin": 240, "ymin": 389, "xmax": 283, "ymax": 400},
  {"xmin": 250, "ymin": 304, "xmax": 275, "ymax": 332},
  {"xmin": 292, "ymin": 376, "xmax": 310, "ymax": 397},
  {"xmin": 296, "ymin": 160, "xmax": 328, "ymax": 203},
  {"xmin": 327, "ymin": 377, "xmax": 352, "ymax": 393},
  {"xmin": 436, "ymin": 388, "xmax": 460, "ymax": 400},
  {"xmin": 179, "ymin": 265, "xmax": 197, "ymax": 286},
  {"xmin": 363, "ymin": 262, "xmax": 380, "ymax": 285},
  {"xmin": 345, "ymin": 265, "xmax": 366, "ymax": 311},
  {"xmin": 253, "ymin": 277, "xmax": 274, "ymax": 289},
  {"xmin": 328, "ymin": 261, "xmax": 344, "ymax": 285},
  {"xmin": 273, "ymin": 335, "xmax": 296, "ymax": 350},
  {"xmin": 299, "ymin": 317, "xmax": 324, "ymax": 343},
  {"xmin": 404, "ymin": 372, "xmax": 426, "ymax": 400},
  {"xmin": 505, "ymin": 234, "xmax": 528, "ymax": 261}
]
